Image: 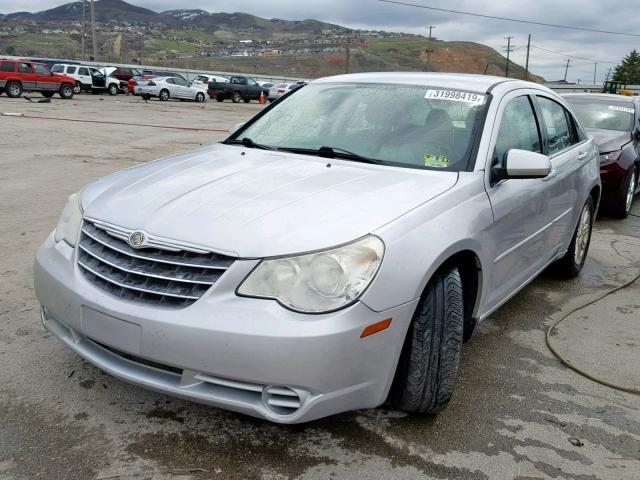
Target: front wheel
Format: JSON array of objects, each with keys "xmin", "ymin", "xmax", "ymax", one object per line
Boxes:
[
  {"xmin": 216, "ymin": 95, "xmax": 224, "ymax": 102},
  {"xmin": 108, "ymin": 83, "xmax": 118, "ymax": 96},
  {"xmin": 59, "ymin": 84, "xmax": 74, "ymax": 99},
  {"xmin": 390, "ymin": 265, "xmax": 464, "ymax": 414},
  {"xmin": 610, "ymin": 165, "xmax": 637, "ymax": 219},
  {"xmin": 243, "ymin": 97, "xmax": 251, "ymax": 103},
  {"xmin": 550, "ymin": 197, "xmax": 594, "ymax": 279},
  {"xmin": 195, "ymin": 92, "xmax": 205, "ymax": 103},
  {"xmin": 232, "ymin": 91, "xmax": 241, "ymax": 103},
  {"xmin": 159, "ymin": 89, "xmax": 170, "ymax": 101}
]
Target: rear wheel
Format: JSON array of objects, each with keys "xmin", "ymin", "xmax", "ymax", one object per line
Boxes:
[
  {"xmin": 550, "ymin": 197, "xmax": 594, "ymax": 279},
  {"xmin": 243, "ymin": 97, "xmax": 251, "ymax": 103},
  {"xmin": 216, "ymin": 95, "xmax": 224, "ymax": 102},
  {"xmin": 610, "ymin": 165, "xmax": 636, "ymax": 219},
  {"xmin": 390, "ymin": 265, "xmax": 464, "ymax": 414},
  {"xmin": 195, "ymin": 92, "xmax": 205, "ymax": 103},
  {"xmin": 232, "ymin": 91, "xmax": 241, "ymax": 103},
  {"xmin": 6, "ymin": 81, "xmax": 22, "ymax": 98},
  {"xmin": 108, "ymin": 83, "xmax": 118, "ymax": 96},
  {"xmin": 59, "ymin": 83, "xmax": 74, "ymax": 99},
  {"xmin": 73, "ymin": 82, "xmax": 82, "ymax": 94},
  {"xmin": 159, "ymin": 89, "xmax": 170, "ymax": 101}
]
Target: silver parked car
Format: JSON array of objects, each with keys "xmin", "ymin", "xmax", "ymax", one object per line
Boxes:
[
  {"xmin": 134, "ymin": 76, "xmax": 207, "ymax": 102},
  {"xmin": 35, "ymin": 73, "xmax": 600, "ymax": 423}
]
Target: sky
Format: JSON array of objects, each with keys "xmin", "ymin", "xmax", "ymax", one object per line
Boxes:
[{"xmin": 2, "ymin": 0, "xmax": 638, "ymax": 83}]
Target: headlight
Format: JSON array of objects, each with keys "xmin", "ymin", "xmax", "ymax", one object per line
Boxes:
[
  {"xmin": 600, "ymin": 150, "xmax": 623, "ymax": 165},
  {"xmin": 54, "ymin": 192, "xmax": 83, "ymax": 247},
  {"xmin": 238, "ymin": 236, "xmax": 384, "ymax": 313}
]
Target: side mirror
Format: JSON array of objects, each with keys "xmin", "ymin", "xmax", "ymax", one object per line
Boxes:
[
  {"xmin": 229, "ymin": 122, "xmax": 245, "ymax": 136},
  {"xmin": 504, "ymin": 149, "xmax": 551, "ymax": 179}
]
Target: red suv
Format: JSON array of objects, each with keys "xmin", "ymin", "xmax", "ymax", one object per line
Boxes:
[{"xmin": 0, "ymin": 59, "xmax": 76, "ymax": 99}]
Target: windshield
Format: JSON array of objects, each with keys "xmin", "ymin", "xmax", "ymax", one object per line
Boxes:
[
  {"xmin": 565, "ymin": 98, "xmax": 634, "ymax": 132},
  {"xmin": 232, "ymin": 82, "xmax": 487, "ymax": 171}
]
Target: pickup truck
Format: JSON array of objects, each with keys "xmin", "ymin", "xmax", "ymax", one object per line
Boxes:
[{"xmin": 208, "ymin": 76, "xmax": 269, "ymax": 103}]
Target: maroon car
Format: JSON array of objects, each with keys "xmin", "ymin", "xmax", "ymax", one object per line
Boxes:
[{"xmin": 564, "ymin": 93, "xmax": 640, "ymax": 218}]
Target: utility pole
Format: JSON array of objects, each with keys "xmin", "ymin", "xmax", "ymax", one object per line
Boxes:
[
  {"xmin": 503, "ymin": 36, "xmax": 514, "ymax": 78},
  {"xmin": 593, "ymin": 62, "xmax": 597, "ymax": 85},
  {"xmin": 563, "ymin": 58, "xmax": 570, "ymax": 82},
  {"xmin": 81, "ymin": 0, "xmax": 86, "ymax": 60},
  {"xmin": 426, "ymin": 25, "xmax": 435, "ymax": 71},
  {"xmin": 524, "ymin": 34, "xmax": 531, "ymax": 81},
  {"xmin": 90, "ymin": 0, "xmax": 97, "ymax": 61},
  {"xmin": 345, "ymin": 38, "xmax": 351, "ymax": 74},
  {"xmin": 605, "ymin": 67, "xmax": 612, "ymax": 81}
]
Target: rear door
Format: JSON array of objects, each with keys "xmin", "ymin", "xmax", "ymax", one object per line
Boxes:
[
  {"xmin": 76, "ymin": 66, "xmax": 93, "ymax": 88},
  {"xmin": 18, "ymin": 62, "xmax": 37, "ymax": 91},
  {"xmin": 484, "ymin": 91, "xmax": 555, "ymax": 310},
  {"xmin": 33, "ymin": 63, "xmax": 59, "ymax": 92},
  {"xmin": 0, "ymin": 61, "xmax": 17, "ymax": 90},
  {"xmin": 534, "ymin": 95, "xmax": 592, "ymax": 249}
]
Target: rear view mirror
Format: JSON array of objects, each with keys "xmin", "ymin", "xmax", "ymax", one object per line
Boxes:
[
  {"xmin": 504, "ymin": 149, "xmax": 551, "ymax": 179},
  {"xmin": 229, "ymin": 122, "xmax": 245, "ymax": 135}
]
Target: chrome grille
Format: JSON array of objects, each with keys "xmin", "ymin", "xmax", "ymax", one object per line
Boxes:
[{"xmin": 78, "ymin": 222, "xmax": 234, "ymax": 307}]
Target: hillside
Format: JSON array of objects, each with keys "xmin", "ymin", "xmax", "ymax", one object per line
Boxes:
[{"xmin": 0, "ymin": 0, "xmax": 543, "ymax": 82}]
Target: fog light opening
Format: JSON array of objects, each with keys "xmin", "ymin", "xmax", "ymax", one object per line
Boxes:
[{"xmin": 262, "ymin": 386, "xmax": 302, "ymax": 416}]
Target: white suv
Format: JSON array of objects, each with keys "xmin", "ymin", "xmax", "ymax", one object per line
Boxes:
[{"xmin": 51, "ymin": 64, "xmax": 120, "ymax": 95}]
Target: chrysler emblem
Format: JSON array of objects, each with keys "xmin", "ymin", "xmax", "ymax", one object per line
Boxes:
[{"xmin": 128, "ymin": 231, "xmax": 145, "ymax": 248}]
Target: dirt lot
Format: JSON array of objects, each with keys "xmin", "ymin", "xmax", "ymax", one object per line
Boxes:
[{"xmin": 1, "ymin": 94, "xmax": 639, "ymax": 480}]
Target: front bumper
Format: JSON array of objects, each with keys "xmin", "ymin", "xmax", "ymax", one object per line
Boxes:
[
  {"xmin": 34, "ymin": 233, "xmax": 417, "ymax": 423},
  {"xmin": 600, "ymin": 161, "xmax": 629, "ymax": 207}
]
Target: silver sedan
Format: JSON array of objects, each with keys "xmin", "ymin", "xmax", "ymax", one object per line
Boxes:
[
  {"xmin": 35, "ymin": 73, "xmax": 600, "ymax": 423},
  {"xmin": 134, "ymin": 76, "xmax": 207, "ymax": 102}
]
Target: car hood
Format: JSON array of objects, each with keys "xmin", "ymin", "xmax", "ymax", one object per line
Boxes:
[
  {"xmin": 82, "ymin": 144, "xmax": 458, "ymax": 257},
  {"xmin": 585, "ymin": 128, "xmax": 632, "ymax": 153}
]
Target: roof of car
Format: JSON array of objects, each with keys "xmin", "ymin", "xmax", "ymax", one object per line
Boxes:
[
  {"xmin": 562, "ymin": 92, "xmax": 638, "ymax": 103},
  {"xmin": 313, "ymin": 72, "xmax": 527, "ymax": 92}
]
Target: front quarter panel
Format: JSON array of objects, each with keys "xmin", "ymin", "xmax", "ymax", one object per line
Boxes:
[{"xmin": 362, "ymin": 171, "xmax": 492, "ymax": 315}]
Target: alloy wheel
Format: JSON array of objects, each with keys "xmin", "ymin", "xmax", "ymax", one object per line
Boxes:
[
  {"xmin": 574, "ymin": 204, "xmax": 591, "ymax": 266},
  {"xmin": 9, "ymin": 84, "xmax": 20, "ymax": 96}
]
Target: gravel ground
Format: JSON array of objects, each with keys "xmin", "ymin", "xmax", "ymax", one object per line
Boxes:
[{"xmin": 1, "ymin": 94, "xmax": 639, "ymax": 480}]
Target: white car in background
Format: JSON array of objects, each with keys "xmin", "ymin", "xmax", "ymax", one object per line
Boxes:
[
  {"xmin": 135, "ymin": 76, "xmax": 207, "ymax": 102},
  {"xmin": 192, "ymin": 74, "xmax": 229, "ymax": 89}
]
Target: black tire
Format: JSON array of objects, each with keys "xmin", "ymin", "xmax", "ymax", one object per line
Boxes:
[
  {"xmin": 390, "ymin": 265, "xmax": 464, "ymax": 414},
  {"xmin": 73, "ymin": 82, "xmax": 82, "ymax": 94},
  {"xmin": 610, "ymin": 165, "xmax": 636, "ymax": 219},
  {"xmin": 549, "ymin": 196, "xmax": 594, "ymax": 279},
  {"xmin": 195, "ymin": 92, "xmax": 205, "ymax": 103},
  {"xmin": 59, "ymin": 83, "xmax": 74, "ymax": 99},
  {"xmin": 216, "ymin": 95, "xmax": 224, "ymax": 102},
  {"xmin": 5, "ymin": 81, "xmax": 22, "ymax": 98},
  {"xmin": 108, "ymin": 83, "xmax": 118, "ymax": 96},
  {"xmin": 159, "ymin": 89, "xmax": 170, "ymax": 101},
  {"xmin": 243, "ymin": 97, "xmax": 251, "ymax": 103},
  {"xmin": 41, "ymin": 91, "xmax": 55, "ymax": 98},
  {"xmin": 232, "ymin": 91, "xmax": 241, "ymax": 103}
]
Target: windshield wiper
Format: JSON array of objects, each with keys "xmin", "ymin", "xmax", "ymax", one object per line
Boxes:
[
  {"xmin": 225, "ymin": 137, "xmax": 276, "ymax": 150},
  {"xmin": 278, "ymin": 146, "xmax": 386, "ymax": 165}
]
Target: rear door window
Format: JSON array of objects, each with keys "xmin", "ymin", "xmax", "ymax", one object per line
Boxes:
[
  {"xmin": 0, "ymin": 62, "xmax": 15, "ymax": 72},
  {"xmin": 537, "ymin": 96, "xmax": 576, "ymax": 155}
]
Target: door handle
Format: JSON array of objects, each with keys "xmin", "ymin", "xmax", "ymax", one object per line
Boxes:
[{"xmin": 578, "ymin": 152, "xmax": 589, "ymax": 161}]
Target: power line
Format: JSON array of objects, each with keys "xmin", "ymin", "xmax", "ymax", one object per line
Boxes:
[
  {"xmin": 529, "ymin": 44, "xmax": 619, "ymax": 64},
  {"xmin": 378, "ymin": 0, "xmax": 640, "ymax": 37}
]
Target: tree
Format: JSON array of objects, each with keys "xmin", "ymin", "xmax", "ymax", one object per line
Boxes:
[
  {"xmin": 5, "ymin": 45, "xmax": 16, "ymax": 56},
  {"xmin": 613, "ymin": 49, "xmax": 640, "ymax": 84}
]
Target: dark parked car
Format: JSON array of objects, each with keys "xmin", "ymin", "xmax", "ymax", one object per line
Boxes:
[
  {"xmin": 564, "ymin": 93, "xmax": 640, "ymax": 218},
  {"xmin": 208, "ymin": 76, "xmax": 269, "ymax": 103}
]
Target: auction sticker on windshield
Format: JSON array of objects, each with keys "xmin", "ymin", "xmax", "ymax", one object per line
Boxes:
[
  {"xmin": 425, "ymin": 89, "xmax": 485, "ymax": 105},
  {"xmin": 609, "ymin": 105, "xmax": 634, "ymax": 114}
]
